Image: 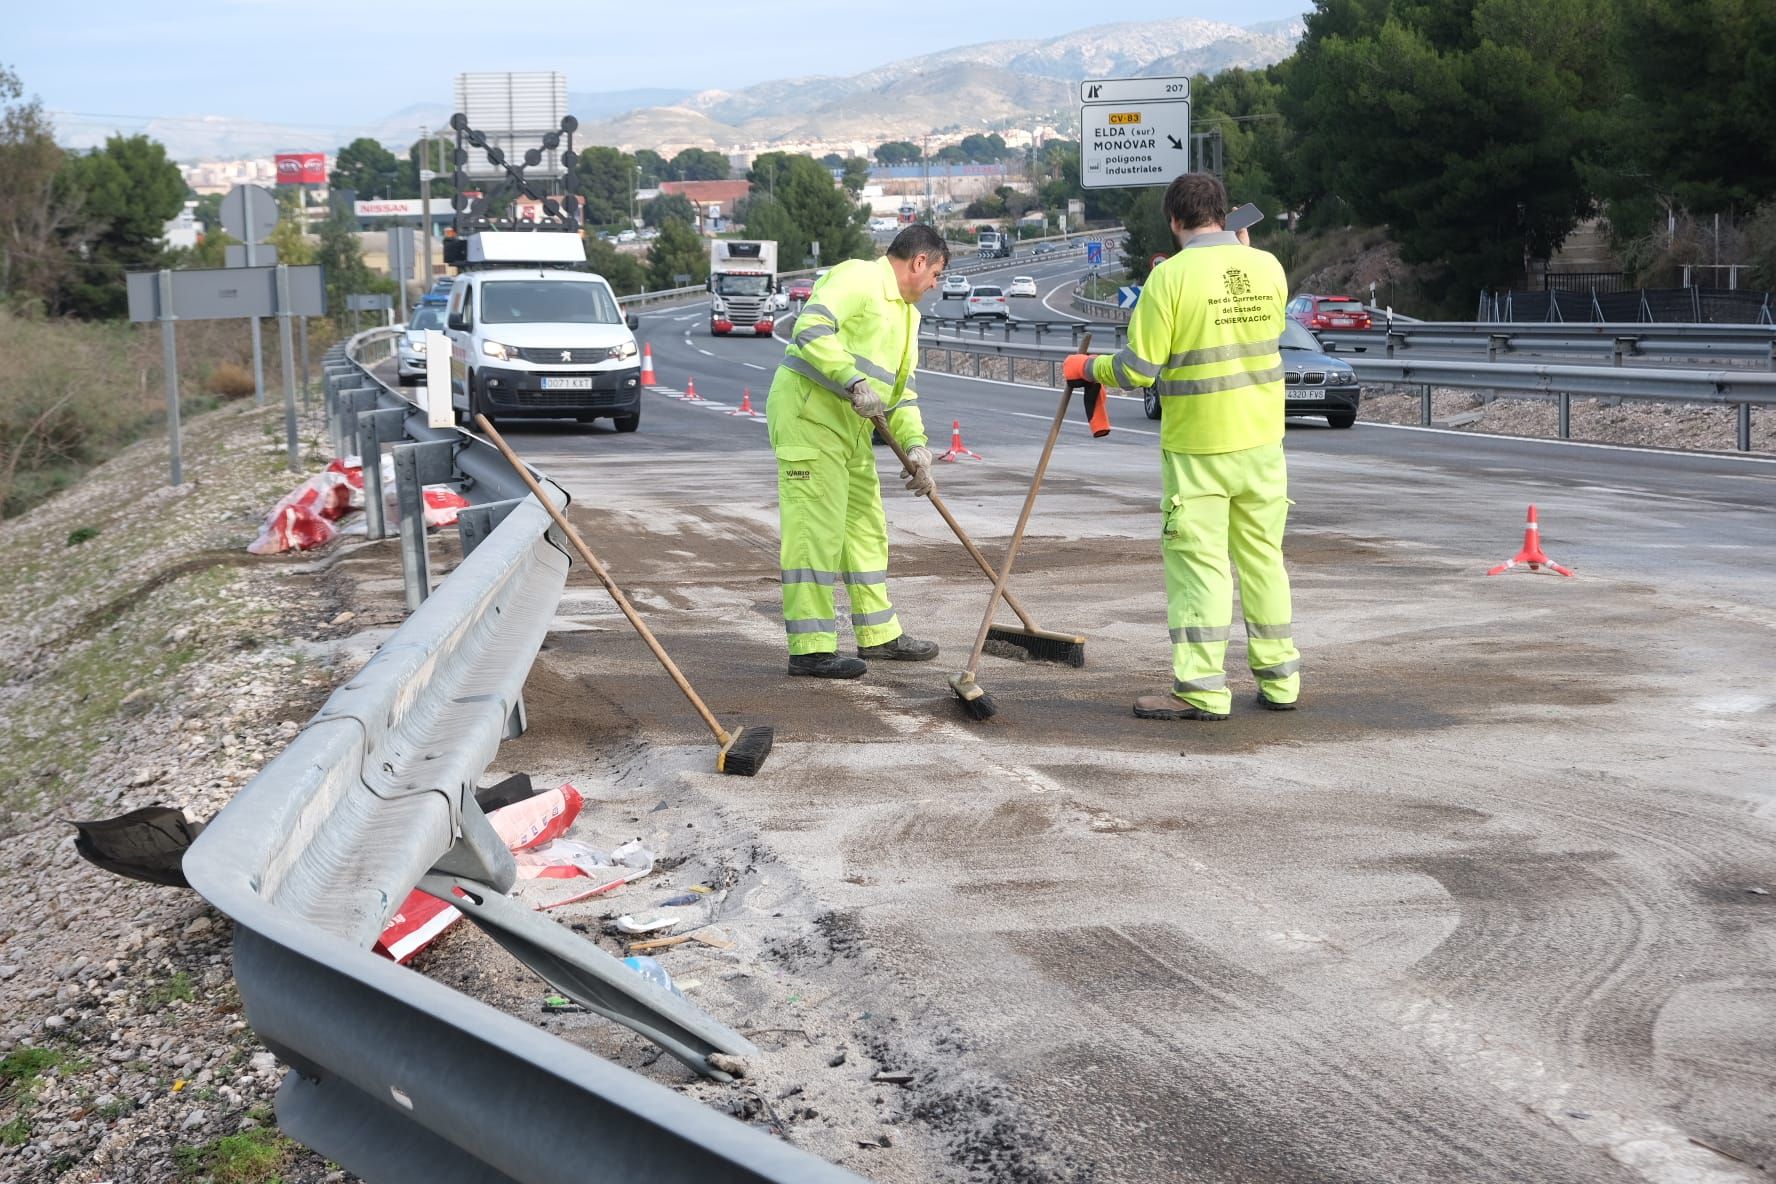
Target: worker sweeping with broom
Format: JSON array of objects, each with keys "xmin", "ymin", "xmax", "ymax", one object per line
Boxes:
[
  {"xmin": 766, "ymin": 225, "xmax": 949, "ymax": 679},
  {"xmin": 1062, "ymin": 173, "xmax": 1302, "ymax": 719}
]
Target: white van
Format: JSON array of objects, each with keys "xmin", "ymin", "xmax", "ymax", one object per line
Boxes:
[{"xmin": 445, "ymin": 231, "xmax": 644, "ymax": 431}]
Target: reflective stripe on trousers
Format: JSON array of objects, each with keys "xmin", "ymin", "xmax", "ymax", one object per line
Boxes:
[{"xmin": 1160, "ymin": 441, "xmax": 1300, "ymax": 711}]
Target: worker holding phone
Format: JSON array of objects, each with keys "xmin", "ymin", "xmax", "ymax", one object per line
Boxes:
[{"xmin": 1061, "ymin": 175, "xmax": 1302, "ymax": 720}]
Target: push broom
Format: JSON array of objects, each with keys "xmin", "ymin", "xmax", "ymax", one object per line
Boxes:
[
  {"xmin": 869, "ymin": 414, "xmax": 1086, "ymax": 667},
  {"xmin": 477, "ymin": 415, "xmax": 774, "ymax": 776},
  {"xmin": 951, "ymin": 334, "xmax": 1106, "ymax": 720}
]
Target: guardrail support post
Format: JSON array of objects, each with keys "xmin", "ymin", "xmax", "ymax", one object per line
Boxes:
[
  {"xmin": 357, "ymin": 408, "xmax": 409, "ymax": 541},
  {"xmin": 1420, "ymin": 385, "xmax": 1433, "ymax": 426},
  {"xmin": 505, "ymin": 696, "xmax": 528, "ymax": 741},
  {"xmin": 1558, "ymin": 392, "xmax": 1572, "ymax": 439},
  {"xmin": 456, "ymin": 497, "xmax": 525, "ymax": 559},
  {"xmin": 392, "ymin": 439, "xmax": 458, "ymax": 611},
  {"xmin": 336, "ymin": 388, "xmax": 379, "ymax": 463},
  {"xmin": 1738, "ymin": 403, "xmax": 1752, "ymax": 452}
]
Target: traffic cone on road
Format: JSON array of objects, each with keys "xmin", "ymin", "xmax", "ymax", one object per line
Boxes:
[
  {"xmin": 939, "ymin": 419, "xmax": 983, "ymax": 462},
  {"xmin": 1487, "ymin": 504, "xmax": 1574, "ymax": 576},
  {"xmin": 639, "ymin": 343, "xmax": 657, "ymax": 386},
  {"xmin": 684, "ymin": 377, "xmax": 700, "ymax": 401},
  {"xmin": 730, "ymin": 388, "xmax": 758, "ymax": 417}
]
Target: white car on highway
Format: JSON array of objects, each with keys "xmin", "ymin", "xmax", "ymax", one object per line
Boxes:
[
  {"xmin": 1007, "ymin": 275, "xmax": 1038, "ymax": 298},
  {"xmin": 940, "ymin": 274, "xmax": 972, "ymax": 299}
]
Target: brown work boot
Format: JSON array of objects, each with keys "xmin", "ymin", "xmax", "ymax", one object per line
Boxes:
[{"xmin": 1133, "ymin": 694, "xmax": 1229, "ymax": 721}]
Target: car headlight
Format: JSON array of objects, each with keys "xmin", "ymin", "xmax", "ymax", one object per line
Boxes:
[
  {"xmin": 411, "ymin": 338, "xmax": 427, "ymax": 356},
  {"xmin": 1331, "ymin": 369, "xmax": 1357, "ymax": 386},
  {"xmin": 481, "ymin": 340, "xmax": 515, "ymax": 362},
  {"xmin": 607, "ymin": 340, "xmax": 637, "ymax": 362}
]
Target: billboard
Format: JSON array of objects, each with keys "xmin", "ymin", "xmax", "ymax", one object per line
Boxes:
[
  {"xmin": 453, "ymin": 72, "xmax": 569, "ymax": 179},
  {"xmin": 275, "ymin": 152, "xmax": 327, "ymax": 185}
]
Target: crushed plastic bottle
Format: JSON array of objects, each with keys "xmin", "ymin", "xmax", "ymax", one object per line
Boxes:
[{"xmin": 621, "ymin": 955, "xmax": 684, "ymax": 998}]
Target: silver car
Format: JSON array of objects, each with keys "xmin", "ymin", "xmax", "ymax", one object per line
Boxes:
[
  {"xmin": 397, "ymin": 305, "xmax": 448, "ymax": 385},
  {"xmin": 964, "ymin": 285, "xmax": 1010, "ymax": 320}
]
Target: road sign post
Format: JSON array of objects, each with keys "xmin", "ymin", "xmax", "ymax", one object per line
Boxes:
[
  {"xmin": 158, "ymin": 270, "xmax": 182, "ymax": 487},
  {"xmin": 276, "ymin": 265, "xmax": 301, "ymax": 472},
  {"xmin": 221, "ymin": 185, "xmax": 280, "ymax": 407}
]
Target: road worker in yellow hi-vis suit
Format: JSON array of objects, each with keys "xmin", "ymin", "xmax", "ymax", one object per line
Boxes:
[
  {"xmin": 1064, "ymin": 173, "xmax": 1302, "ymax": 719},
  {"xmin": 766, "ymin": 224, "xmax": 949, "ymax": 679}
]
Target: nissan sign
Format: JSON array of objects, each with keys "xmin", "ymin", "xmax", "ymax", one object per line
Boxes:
[{"xmin": 275, "ymin": 152, "xmax": 327, "ymax": 185}]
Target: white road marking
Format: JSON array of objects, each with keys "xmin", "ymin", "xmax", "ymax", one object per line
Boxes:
[
  {"xmin": 696, "ymin": 348, "xmax": 713, "ymax": 356},
  {"xmin": 743, "ymin": 362, "xmax": 767, "ymax": 370},
  {"xmin": 1041, "ymin": 276, "xmax": 1092, "ymax": 321}
]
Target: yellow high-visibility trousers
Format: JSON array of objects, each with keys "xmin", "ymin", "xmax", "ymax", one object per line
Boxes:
[
  {"xmin": 767, "ymin": 378, "xmax": 901, "ymax": 656},
  {"xmin": 1160, "ymin": 441, "xmax": 1300, "ymax": 712}
]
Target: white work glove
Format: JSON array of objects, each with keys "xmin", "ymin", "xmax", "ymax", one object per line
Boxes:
[
  {"xmin": 845, "ymin": 377, "xmax": 884, "ymax": 419},
  {"xmin": 901, "ymin": 445, "xmax": 935, "ymax": 498}
]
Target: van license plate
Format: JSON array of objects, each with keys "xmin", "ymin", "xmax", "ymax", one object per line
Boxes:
[
  {"xmin": 1293, "ymin": 389, "xmax": 1326, "ymax": 400},
  {"xmin": 541, "ymin": 376, "xmax": 593, "ymax": 391}
]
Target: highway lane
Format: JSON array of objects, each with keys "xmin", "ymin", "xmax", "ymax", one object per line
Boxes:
[{"xmin": 433, "ymin": 269, "xmax": 1776, "ymax": 1183}]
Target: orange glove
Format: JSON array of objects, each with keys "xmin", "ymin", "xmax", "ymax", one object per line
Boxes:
[{"xmin": 1062, "ymin": 353, "xmax": 1093, "ymax": 383}]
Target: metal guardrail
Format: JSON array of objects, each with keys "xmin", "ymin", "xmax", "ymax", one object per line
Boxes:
[
  {"xmin": 919, "ymin": 331, "xmax": 1773, "ymax": 452},
  {"xmin": 184, "ymin": 331, "xmax": 866, "ymax": 1183},
  {"xmin": 923, "ymin": 317, "xmax": 1128, "ymax": 346},
  {"xmin": 1318, "ymin": 320, "xmax": 1776, "ymax": 369}
]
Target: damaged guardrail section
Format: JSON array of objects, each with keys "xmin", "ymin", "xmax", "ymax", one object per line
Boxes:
[{"xmin": 183, "ymin": 331, "xmax": 863, "ymax": 1183}]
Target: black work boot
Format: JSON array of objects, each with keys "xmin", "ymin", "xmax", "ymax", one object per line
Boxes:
[
  {"xmin": 788, "ymin": 652, "xmax": 868, "ymax": 679},
  {"xmin": 856, "ymin": 635, "xmax": 939, "ymax": 661}
]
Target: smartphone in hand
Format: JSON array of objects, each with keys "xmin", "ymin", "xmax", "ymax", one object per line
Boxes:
[{"xmin": 1225, "ymin": 203, "xmax": 1264, "ymax": 233}]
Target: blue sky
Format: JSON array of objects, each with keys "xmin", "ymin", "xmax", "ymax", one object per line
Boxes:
[{"xmin": 12, "ymin": 0, "xmax": 1308, "ymax": 147}]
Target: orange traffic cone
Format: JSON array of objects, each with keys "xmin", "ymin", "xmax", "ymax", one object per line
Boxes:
[
  {"xmin": 684, "ymin": 377, "xmax": 699, "ymax": 401},
  {"xmin": 730, "ymin": 388, "xmax": 758, "ymax": 416},
  {"xmin": 639, "ymin": 343, "xmax": 656, "ymax": 386},
  {"xmin": 939, "ymin": 419, "xmax": 983, "ymax": 462},
  {"xmin": 1487, "ymin": 504, "xmax": 1574, "ymax": 576}
]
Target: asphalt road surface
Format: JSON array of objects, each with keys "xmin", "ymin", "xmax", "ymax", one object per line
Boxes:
[{"xmin": 403, "ymin": 278, "xmax": 1776, "ymax": 1183}]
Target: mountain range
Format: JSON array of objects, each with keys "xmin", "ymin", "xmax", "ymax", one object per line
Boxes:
[{"xmin": 75, "ymin": 17, "xmax": 1304, "ymax": 162}]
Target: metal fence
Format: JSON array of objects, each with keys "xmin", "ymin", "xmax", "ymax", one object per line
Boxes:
[
  {"xmin": 1479, "ymin": 286, "xmax": 1776, "ymax": 325},
  {"xmin": 920, "ymin": 330, "xmax": 1773, "ymax": 452},
  {"xmin": 1316, "ymin": 320, "xmax": 1776, "ymax": 370},
  {"xmin": 182, "ymin": 333, "xmax": 866, "ymax": 1184}
]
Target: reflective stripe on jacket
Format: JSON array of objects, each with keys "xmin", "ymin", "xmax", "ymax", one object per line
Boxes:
[
  {"xmin": 1089, "ymin": 231, "xmax": 1287, "ymax": 455},
  {"xmin": 777, "ymin": 256, "xmax": 928, "ymax": 449}
]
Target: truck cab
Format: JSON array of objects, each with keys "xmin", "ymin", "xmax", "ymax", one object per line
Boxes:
[
  {"xmin": 444, "ymin": 231, "xmax": 644, "ymax": 432},
  {"xmin": 708, "ymin": 240, "xmax": 783, "ymax": 337}
]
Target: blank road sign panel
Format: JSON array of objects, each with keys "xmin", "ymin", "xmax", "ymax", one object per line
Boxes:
[{"xmin": 127, "ymin": 265, "xmax": 326, "ymax": 322}]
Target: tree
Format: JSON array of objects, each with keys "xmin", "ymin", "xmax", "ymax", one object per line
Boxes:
[
  {"xmin": 958, "ymin": 133, "xmax": 1007, "ymax": 163},
  {"xmin": 671, "ymin": 147, "xmax": 730, "ymax": 181},
  {"xmin": 934, "ymin": 145, "xmax": 967, "ymax": 165},
  {"xmin": 840, "ymin": 157, "xmax": 872, "ymax": 196},
  {"xmin": 315, "ymin": 204, "xmax": 385, "ymax": 320},
  {"xmin": 400, "ymin": 135, "xmax": 457, "ymax": 202},
  {"xmin": 646, "ymin": 218, "xmax": 707, "ymax": 290},
  {"xmin": 572, "ymin": 145, "xmax": 638, "ymax": 226},
  {"xmin": 332, "ymin": 137, "xmax": 402, "ymax": 199},
  {"xmin": 586, "ymin": 237, "xmax": 645, "ymax": 295},
  {"xmin": 819, "ymin": 153, "xmax": 844, "ymax": 168},
  {"xmin": 741, "ymin": 195, "xmax": 809, "ymax": 271},
  {"xmin": 643, "ymin": 192, "xmax": 696, "ymax": 228},
  {"xmin": 1605, "ymin": 0, "xmax": 1776, "ymax": 215},
  {"xmin": 634, "ymin": 148, "xmax": 669, "ymax": 186},
  {"xmin": 59, "ymin": 134, "xmax": 186, "ymax": 318},
  {"xmin": 874, "ymin": 140, "xmax": 920, "ymax": 166},
  {"xmin": 746, "ymin": 152, "xmax": 869, "ymax": 265},
  {"xmin": 0, "ymin": 65, "xmax": 80, "ymax": 309},
  {"xmin": 1281, "ymin": 0, "xmax": 1617, "ymax": 302}
]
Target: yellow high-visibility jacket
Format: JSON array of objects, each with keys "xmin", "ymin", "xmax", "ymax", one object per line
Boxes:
[
  {"xmin": 778, "ymin": 257, "xmax": 928, "ymax": 449},
  {"xmin": 1089, "ymin": 231, "xmax": 1288, "ymax": 455}
]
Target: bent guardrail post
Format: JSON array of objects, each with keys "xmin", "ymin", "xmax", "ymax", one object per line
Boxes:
[
  {"xmin": 418, "ymin": 872, "xmax": 758, "ymax": 1079},
  {"xmin": 358, "ymin": 408, "xmax": 408, "ymax": 542},
  {"xmin": 391, "ymin": 438, "xmax": 457, "ymax": 610}
]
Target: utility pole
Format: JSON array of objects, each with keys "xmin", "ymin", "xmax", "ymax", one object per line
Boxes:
[
  {"xmin": 922, "ymin": 135, "xmax": 932, "ymax": 223},
  {"xmin": 419, "ymin": 126, "xmax": 434, "ymax": 286}
]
